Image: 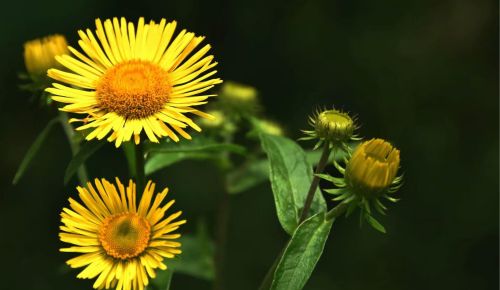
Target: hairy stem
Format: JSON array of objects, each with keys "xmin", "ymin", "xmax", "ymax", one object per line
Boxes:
[
  {"xmin": 298, "ymin": 141, "xmax": 331, "ymax": 223},
  {"xmin": 59, "ymin": 111, "xmax": 88, "ymax": 185}
]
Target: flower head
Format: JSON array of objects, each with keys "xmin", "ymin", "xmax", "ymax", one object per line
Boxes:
[
  {"xmin": 24, "ymin": 34, "xmax": 68, "ymax": 79},
  {"xmin": 47, "ymin": 17, "xmax": 222, "ymax": 147},
  {"xmin": 59, "ymin": 178, "xmax": 185, "ymax": 290},
  {"xmin": 320, "ymin": 138, "xmax": 402, "ymax": 232},
  {"xmin": 302, "ymin": 108, "xmax": 359, "ymax": 150}
]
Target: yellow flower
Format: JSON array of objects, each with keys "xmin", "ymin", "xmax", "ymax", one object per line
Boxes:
[
  {"xmin": 46, "ymin": 17, "xmax": 222, "ymax": 147},
  {"xmin": 59, "ymin": 178, "xmax": 185, "ymax": 290},
  {"xmin": 24, "ymin": 34, "xmax": 68, "ymax": 78},
  {"xmin": 346, "ymin": 138, "xmax": 400, "ymax": 195},
  {"xmin": 321, "ymin": 138, "xmax": 402, "ymax": 232}
]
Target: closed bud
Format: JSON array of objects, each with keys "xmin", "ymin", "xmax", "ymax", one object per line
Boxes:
[
  {"xmin": 24, "ymin": 34, "xmax": 68, "ymax": 79},
  {"xmin": 302, "ymin": 108, "xmax": 358, "ymax": 150},
  {"xmin": 346, "ymin": 138, "xmax": 400, "ymax": 197},
  {"xmin": 218, "ymin": 81, "xmax": 260, "ymax": 116}
]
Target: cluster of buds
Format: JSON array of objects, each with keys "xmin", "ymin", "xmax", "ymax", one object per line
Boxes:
[{"xmin": 304, "ymin": 108, "xmax": 403, "ymax": 233}]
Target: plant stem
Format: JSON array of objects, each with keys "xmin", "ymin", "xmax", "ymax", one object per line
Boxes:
[
  {"xmin": 213, "ymin": 133, "xmax": 234, "ymax": 290},
  {"xmin": 214, "ymin": 184, "xmax": 230, "ymax": 290},
  {"xmin": 135, "ymin": 140, "xmax": 146, "ymax": 194},
  {"xmin": 325, "ymin": 201, "xmax": 349, "ymax": 220},
  {"xmin": 58, "ymin": 111, "xmax": 88, "ymax": 185},
  {"xmin": 260, "ymin": 142, "xmax": 334, "ymax": 290},
  {"xmin": 298, "ymin": 141, "xmax": 331, "ymax": 223}
]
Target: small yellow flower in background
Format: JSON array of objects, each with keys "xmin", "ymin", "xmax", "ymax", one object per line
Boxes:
[
  {"xmin": 254, "ymin": 119, "xmax": 283, "ymax": 136},
  {"xmin": 199, "ymin": 109, "xmax": 225, "ymax": 128},
  {"xmin": 218, "ymin": 81, "xmax": 260, "ymax": 116},
  {"xmin": 60, "ymin": 178, "xmax": 185, "ymax": 290},
  {"xmin": 24, "ymin": 34, "xmax": 68, "ymax": 79},
  {"xmin": 345, "ymin": 138, "xmax": 401, "ymax": 196},
  {"xmin": 46, "ymin": 17, "xmax": 222, "ymax": 147},
  {"xmin": 220, "ymin": 81, "xmax": 257, "ymax": 103}
]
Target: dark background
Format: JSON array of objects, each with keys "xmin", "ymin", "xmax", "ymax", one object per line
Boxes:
[{"xmin": 0, "ymin": 0, "xmax": 498, "ymax": 289}]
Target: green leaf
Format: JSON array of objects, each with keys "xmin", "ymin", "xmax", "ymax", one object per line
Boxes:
[
  {"xmin": 271, "ymin": 212, "xmax": 334, "ymax": 290},
  {"xmin": 145, "ymin": 151, "xmax": 213, "ymax": 176},
  {"xmin": 227, "ymin": 159, "xmax": 269, "ymax": 194},
  {"xmin": 168, "ymin": 222, "xmax": 215, "ymax": 280},
  {"xmin": 13, "ymin": 118, "xmax": 59, "ymax": 184},
  {"xmin": 225, "ymin": 149, "xmax": 347, "ymax": 195},
  {"xmin": 146, "ymin": 137, "xmax": 246, "ymax": 155},
  {"xmin": 148, "ymin": 269, "xmax": 173, "ymax": 290},
  {"xmin": 260, "ymin": 134, "xmax": 326, "ymax": 235},
  {"xmin": 64, "ymin": 141, "xmax": 104, "ymax": 184}
]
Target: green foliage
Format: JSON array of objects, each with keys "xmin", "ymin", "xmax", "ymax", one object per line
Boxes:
[
  {"xmin": 271, "ymin": 212, "xmax": 334, "ymax": 290},
  {"xmin": 260, "ymin": 133, "xmax": 327, "ymax": 235},
  {"xmin": 147, "ymin": 269, "xmax": 173, "ymax": 290},
  {"xmin": 226, "ymin": 158, "xmax": 268, "ymax": 194},
  {"xmin": 145, "ymin": 136, "xmax": 246, "ymax": 155},
  {"xmin": 146, "ymin": 151, "xmax": 214, "ymax": 176},
  {"xmin": 64, "ymin": 141, "xmax": 104, "ymax": 184},
  {"xmin": 12, "ymin": 118, "xmax": 59, "ymax": 184},
  {"xmin": 144, "ymin": 137, "xmax": 247, "ymax": 175},
  {"xmin": 168, "ymin": 223, "xmax": 215, "ymax": 280}
]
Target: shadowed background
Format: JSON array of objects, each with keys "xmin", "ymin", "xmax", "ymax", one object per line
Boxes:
[{"xmin": 0, "ymin": 0, "xmax": 498, "ymax": 289}]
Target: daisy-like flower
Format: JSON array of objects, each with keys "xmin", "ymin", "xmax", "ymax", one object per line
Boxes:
[
  {"xmin": 47, "ymin": 17, "xmax": 222, "ymax": 147},
  {"xmin": 60, "ymin": 178, "xmax": 185, "ymax": 290}
]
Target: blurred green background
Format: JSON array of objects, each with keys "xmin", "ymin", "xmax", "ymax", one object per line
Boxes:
[{"xmin": 0, "ymin": 0, "xmax": 497, "ymax": 289}]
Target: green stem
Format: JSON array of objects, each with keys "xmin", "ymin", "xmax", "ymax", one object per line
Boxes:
[
  {"xmin": 213, "ymin": 185, "xmax": 230, "ymax": 290},
  {"xmin": 59, "ymin": 111, "xmax": 88, "ymax": 185},
  {"xmin": 260, "ymin": 142, "xmax": 334, "ymax": 290},
  {"xmin": 135, "ymin": 140, "xmax": 146, "ymax": 195},
  {"xmin": 213, "ymin": 133, "xmax": 234, "ymax": 290},
  {"xmin": 298, "ymin": 141, "xmax": 331, "ymax": 223},
  {"xmin": 325, "ymin": 201, "xmax": 349, "ymax": 220}
]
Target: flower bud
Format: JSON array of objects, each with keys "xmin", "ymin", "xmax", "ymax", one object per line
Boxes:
[
  {"xmin": 218, "ymin": 81, "xmax": 260, "ymax": 116},
  {"xmin": 345, "ymin": 138, "xmax": 400, "ymax": 197},
  {"xmin": 24, "ymin": 34, "xmax": 68, "ymax": 79},
  {"xmin": 302, "ymin": 108, "xmax": 358, "ymax": 150},
  {"xmin": 255, "ymin": 119, "xmax": 283, "ymax": 136}
]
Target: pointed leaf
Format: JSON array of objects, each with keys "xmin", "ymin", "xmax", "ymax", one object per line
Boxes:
[
  {"xmin": 145, "ymin": 152, "xmax": 213, "ymax": 175},
  {"xmin": 146, "ymin": 136, "xmax": 246, "ymax": 155},
  {"xmin": 260, "ymin": 134, "xmax": 326, "ymax": 235},
  {"xmin": 13, "ymin": 118, "xmax": 59, "ymax": 184},
  {"xmin": 271, "ymin": 212, "xmax": 334, "ymax": 290}
]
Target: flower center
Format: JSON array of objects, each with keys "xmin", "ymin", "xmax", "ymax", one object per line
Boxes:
[
  {"xmin": 99, "ymin": 213, "xmax": 151, "ymax": 259},
  {"xmin": 96, "ymin": 60, "xmax": 171, "ymax": 119}
]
